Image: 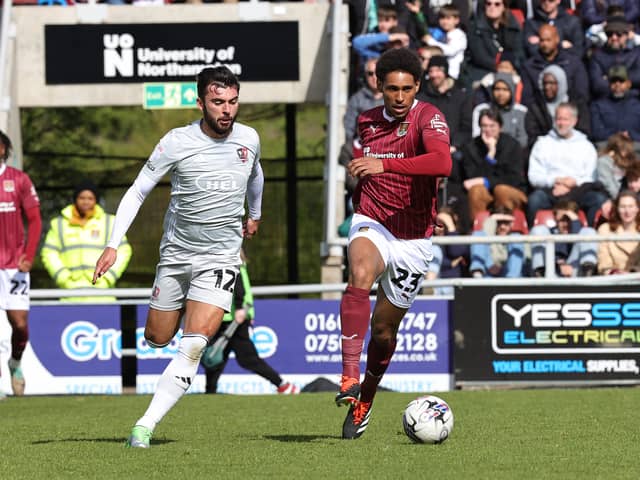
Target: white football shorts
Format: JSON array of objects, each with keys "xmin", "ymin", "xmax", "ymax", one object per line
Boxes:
[
  {"xmin": 149, "ymin": 245, "xmax": 239, "ymax": 312},
  {"xmin": 348, "ymin": 213, "xmax": 433, "ymax": 309},
  {"xmin": 0, "ymin": 269, "xmax": 31, "ymax": 311}
]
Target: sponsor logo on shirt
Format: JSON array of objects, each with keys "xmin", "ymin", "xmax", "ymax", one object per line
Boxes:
[
  {"xmin": 361, "ymin": 147, "xmax": 405, "ymax": 160},
  {"xmin": 145, "ymin": 160, "xmax": 156, "ymax": 171},
  {"xmin": 430, "ymin": 113, "xmax": 448, "ymax": 135},
  {"xmin": 152, "ymin": 285, "xmax": 160, "ymax": 300},
  {"xmin": 397, "ymin": 122, "xmax": 410, "ymax": 137},
  {"xmin": 369, "ymin": 125, "xmax": 378, "ymax": 134},
  {"xmin": 3, "ymin": 180, "xmax": 15, "ymax": 192},
  {"xmin": 237, "ymin": 147, "xmax": 249, "ymax": 162},
  {"xmin": 195, "ymin": 170, "xmax": 242, "ymax": 192},
  {"xmin": 91, "ymin": 229, "xmax": 101, "ymax": 239},
  {"xmin": 0, "ymin": 201, "xmax": 16, "ymax": 212}
]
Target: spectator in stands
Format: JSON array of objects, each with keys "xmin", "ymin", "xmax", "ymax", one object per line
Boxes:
[
  {"xmin": 421, "ymin": 4, "xmax": 467, "ymax": 80},
  {"xmin": 472, "ymin": 51, "xmax": 524, "ymax": 106},
  {"xmin": 580, "ymin": 0, "xmax": 640, "ymax": 32},
  {"xmin": 523, "ymin": 0, "xmax": 585, "ymax": 58},
  {"xmin": 597, "ymin": 190, "xmax": 640, "ymax": 274},
  {"xmin": 343, "ymin": 57, "xmax": 384, "ymax": 147},
  {"xmin": 352, "ymin": 6, "xmax": 410, "ymax": 61},
  {"xmin": 527, "ymin": 102, "xmax": 607, "ymax": 226},
  {"xmin": 418, "ymin": 55, "xmax": 472, "ymax": 230},
  {"xmin": 41, "ymin": 180, "xmax": 132, "ymax": 301},
  {"xmin": 469, "ymin": 205, "xmax": 525, "ymax": 278},
  {"xmin": 426, "ymin": 206, "xmax": 469, "ymax": 295},
  {"xmin": 421, "ymin": 0, "xmax": 471, "ymax": 32},
  {"xmin": 525, "ymin": 64, "xmax": 591, "ymax": 150},
  {"xmin": 417, "ymin": 45, "xmax": 445, "ymax": 76},
  {"xmin": 596, "ymin": 132, "xmax": 639, "ymax": 216},
  {"xmin": 459, "ymin": 107, "xmax": 528, "ymax": 221},
  {"xmin": 471, "ymin": 72, "xmax": 528, "ymax": 147},
  {"xmin": 590, "ymin": 65, "xmax": 640, "ymax": 144},
  {"xmin": 588, "ymin": 15, "xmax": 640, "ymax": 99},
  {"xmin": 584, "ymin": 4, "xmax": 640, "ymax": 49},
  {"xmin": 530, "ymin": 199, "xmax": 598, "ymax": 277},
  {"xmin": 521, "ymin": 24, "xmax": 590, "ymax": 106},
  {"xmin": 417, "ymin": 55, "xmax": 472, "ymax": 155},
  {"xmin": 461, "ymin": 0, "xmax": 524, "ymax": 87}
]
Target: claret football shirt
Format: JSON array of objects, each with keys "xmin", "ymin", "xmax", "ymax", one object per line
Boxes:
[
  {"xmin": 352, "ymin": 101, "xmax": 450, "ymax": 239},
  {"xmin": 0, "ymin": 164, "xmax": 40, "ymax": 269}
]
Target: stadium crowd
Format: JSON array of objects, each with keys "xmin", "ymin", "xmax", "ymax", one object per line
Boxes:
[{"xmin": 341, "ymin": 0, "xmax": 640, "ymax": 279}]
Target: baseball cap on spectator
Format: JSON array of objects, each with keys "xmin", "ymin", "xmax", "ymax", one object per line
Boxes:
[
  {"xmin": 427, "ymin": 55, "xmax": 449, "ymax": 76},
  {"xmin": 604, "ymin": 16, "xmax": 631, "ymax": 34},
  {"xmin": 608, "ymin": 65, "xmax": 628, "ymax": 82}
]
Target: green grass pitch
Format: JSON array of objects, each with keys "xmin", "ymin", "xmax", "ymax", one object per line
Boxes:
[{"xmin": 1, "ymin": 388, "xmax": 639, "ymax": 479}]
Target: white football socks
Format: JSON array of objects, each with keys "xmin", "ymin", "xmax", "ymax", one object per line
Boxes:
[{"xmin": 135, "ymin": 333, "xmax": 208, "ymax": 432}]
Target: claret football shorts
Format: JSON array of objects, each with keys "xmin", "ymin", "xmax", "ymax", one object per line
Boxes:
[
  {"xmin": 0, "ymin": 269, "xmax": 30, "ymax": 311},
  {"xmin": 149, "ymin": 245, "xmax": 239, "ymax": 312},
  {"xmin": 348, "ymin": 214, "xmax": 433, "ymax": 309}
]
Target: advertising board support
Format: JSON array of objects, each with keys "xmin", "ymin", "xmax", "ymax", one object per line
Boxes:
[{"xmin": 121, "ymin": 305, "xmax": 137, "ymax": 392}]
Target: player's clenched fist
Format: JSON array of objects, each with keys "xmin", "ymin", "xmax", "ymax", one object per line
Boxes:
[
  {"xmin": 348, "ymin": 157, "xmax": 384, "ymax": 178},
  {"xmin": 93, "ymin": 247, "xmax": 117, "ymax": 284}
]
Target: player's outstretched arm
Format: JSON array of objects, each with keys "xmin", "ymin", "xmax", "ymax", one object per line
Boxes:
[{"xmin": 93, "ymin": 247, "xmax": 117, "ymax": 284}]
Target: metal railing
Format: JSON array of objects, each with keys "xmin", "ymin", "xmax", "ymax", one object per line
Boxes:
[{"xmin": 28, "ymin": 231, "xmax": 640, "ymax": 304}]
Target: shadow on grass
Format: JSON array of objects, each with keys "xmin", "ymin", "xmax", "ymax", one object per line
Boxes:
[
  {"xmin": 263, "ymin": 434, "xmax": 339, "ymax": 442},
  {"xmin": 32, "ymin": 437, "xmax": 175, "ymax": 445}
]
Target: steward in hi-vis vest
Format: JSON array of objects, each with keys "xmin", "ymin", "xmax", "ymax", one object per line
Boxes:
[{"xmin": 41, "ymin": 181, "xmax": 132, "ymax": 301}]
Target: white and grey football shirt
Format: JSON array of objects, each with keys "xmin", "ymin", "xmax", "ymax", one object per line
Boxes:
[{"xmin": 143, "ymin": 120, "xmax": 262, "ymax": 256}]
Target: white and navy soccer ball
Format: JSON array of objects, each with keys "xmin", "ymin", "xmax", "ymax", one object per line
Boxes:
[{"xmin": 402, "ymin": 395, "xmax": 454, "ymax": 444}]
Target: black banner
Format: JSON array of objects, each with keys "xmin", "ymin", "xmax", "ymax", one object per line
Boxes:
[
  {"xmin": 454, "ymin": 286, "xmax": 640, "ymax": 382},
  {"xmin": 45, "ymin": 22, "xmax": 299, "ymax": 84}
]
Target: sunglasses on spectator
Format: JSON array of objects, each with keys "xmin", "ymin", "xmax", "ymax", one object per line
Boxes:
[
  {"xmin": 366, "ymin": 71, "xmax": 376, "ymax": 77},
  {"xmin": 485, "ymin": 1, "xmax": 503, "ymax": 6},
  {"xmin": 606, "ymin": 31, "xmax": 627, "ymax": 37}
]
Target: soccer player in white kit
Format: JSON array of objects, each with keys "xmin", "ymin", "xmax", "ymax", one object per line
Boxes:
[{"xmin": 92, "ymin": 67, "xmax": 264, "ymax": 448}]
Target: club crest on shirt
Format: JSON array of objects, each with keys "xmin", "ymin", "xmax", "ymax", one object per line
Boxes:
[
  {"xmin": 430, "ymin": 113, "xmax": 448, "ymax": 135},
  {"xmin": 237, "ymin": 147, "xmax": 249, "ymax": 162},
  {"xmin": 397, "ymin": 122, "xmax": 410, "ymax": 137},
  {"xmin": 3, "ymin": 180, "xmax": 15, "ymax": 192}
]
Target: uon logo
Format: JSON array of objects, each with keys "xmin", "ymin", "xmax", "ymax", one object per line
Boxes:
[
  {"xmin": 491, "ymin": 293, "xmax": 640, "ymax": 354},
  {"xmin": 195, "ymin": 170, "xmax": 242, "ymax": 192},
  {"xmin": 104, "ymin": 33, "xmax": 134, "ymax": 78}
]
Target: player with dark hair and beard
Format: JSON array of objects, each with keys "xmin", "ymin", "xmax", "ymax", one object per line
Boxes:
[
  {"xmin": 336, "ymin": 48, "xmax": 452, "ymax": 439},
  {"xmin": 93, "ymin": 66, "xmax": 264, "ymax": 448}
]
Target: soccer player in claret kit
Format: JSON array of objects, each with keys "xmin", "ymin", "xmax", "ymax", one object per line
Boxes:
[
  {"xmin": 336, "ymin": 48, "xmax": 452, "ymax": 439},
  {"xmin": 0, "ymin": 130, "xmax": 42, "ymax": 399},
  {"xmin": 93, "ymin": 67, "xmax": 264, "ymax": 448}
]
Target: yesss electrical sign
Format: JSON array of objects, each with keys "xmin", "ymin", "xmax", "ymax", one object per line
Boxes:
[
  {"xmin": 454, "ymin": 287, "xmax": 640, "ymax": 384},
  {"xmin": 492, "ymin": 293, "xmax": 640, "ymax": 354}
]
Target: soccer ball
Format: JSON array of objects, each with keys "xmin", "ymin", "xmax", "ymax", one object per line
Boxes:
[{"xmin": 402, "ymin": 395, "xmax": 454, "ymax": 444}]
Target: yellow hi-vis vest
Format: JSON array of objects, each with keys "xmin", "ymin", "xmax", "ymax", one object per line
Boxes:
[{"xmin": 41, "ymin": 203, "xmax": 132, "ymax": 301}]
